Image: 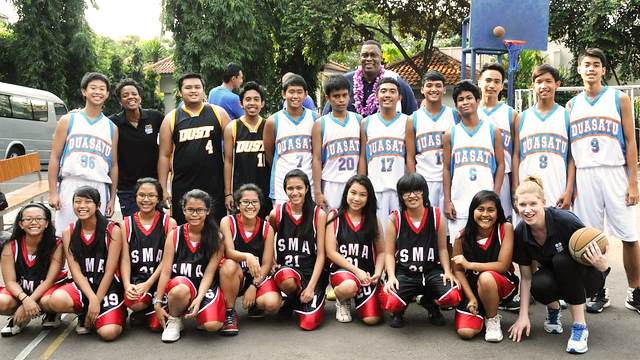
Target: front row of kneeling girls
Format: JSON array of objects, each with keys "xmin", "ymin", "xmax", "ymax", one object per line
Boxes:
[{"xmin": 0, "ymin": 172, "xmax": 610, "ymax": 353}]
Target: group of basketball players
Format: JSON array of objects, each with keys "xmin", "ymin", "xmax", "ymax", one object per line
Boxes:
[{"xmin": 1, "ymin": 44, "xmax": 639, "ymax": 355}]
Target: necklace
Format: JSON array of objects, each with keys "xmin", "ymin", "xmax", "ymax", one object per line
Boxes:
[{"xmin": 353, "ymin": 65, "xmax": 385, "ymax": 116}]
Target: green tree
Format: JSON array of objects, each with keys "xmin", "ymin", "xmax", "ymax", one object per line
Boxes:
[
  {"xmin": 140, "ymin": 37, "xmax": 173, "ymax": 63},
  {"xmin": 0, "ymin": 25, "xmax": 16, "ymax": 84}
]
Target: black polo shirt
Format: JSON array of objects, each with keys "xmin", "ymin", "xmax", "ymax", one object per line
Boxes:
[
  {"xmin": 513, "ymin": 207, "xmax": 585, "ymax": 268},
  {"xmin": 109, "ymin": 108, "xmax": 164, "ymax": 190}
]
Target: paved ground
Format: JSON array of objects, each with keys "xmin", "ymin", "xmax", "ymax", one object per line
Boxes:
[{"xmin": 1, "ymin": 173, "xmax": 639, "ymax": 359}]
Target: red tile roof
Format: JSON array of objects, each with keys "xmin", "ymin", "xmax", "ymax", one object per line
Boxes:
[
  {"xmin": 386, "ymin": 48, "xmax": 478, "ymax": 86},
  {"xmin": 323, "ymin": 61, "xmax": 350, "ymax": 73},
  {"xmin": 147, "ymin": 56, "xmax": 174, "ymax": 74}
]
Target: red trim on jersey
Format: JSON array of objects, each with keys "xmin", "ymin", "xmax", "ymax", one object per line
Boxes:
[
  {"xmin": 329, "ymin": 209, "xmax": 339, "ymax": 235},
  {"xmin": 275, "ymin": 204, "xmax": 283, "ymax": 228},
  {"xmin": 392, "ymin": 209, "xmax": 401, "ymax": 236},
  {"xmin": 406, "ymin": 208, "xmax": 429, "ymax": 234},
  {"xmin": 434, "ymin": 207, "xmax": 441, "ymax": 232},
  {"xmin": 134, "ymin": 211, "xmax": 161, "ymax": 236},
  {"xmin": 11, "ymin": 240, "xmax": 17, "ymax": 262},
  {"xmin": 183, "ymin": 224, "xmax": 200, "ymax": 253},
  {"xmin": 163, "ymin": 214, "xmax": 171, "ymax": 236},
  {"xmin": 313, "ymin": 205, "xmax": 321, "ymax": 234},
  {"xmin": 124, "ymin": 216, "xmax": 132, "ymax": 243},
  {"xmin": 285, "ymin": 202, "xmax": 303, "ymax": 225},
  {"xmin": 236, "ymin": 214, "xmax": 260, "ymax": 244},
  {"xmin": 227, "ymin": 215, "xmax": 237, "ymax": 239},
  {"xmin": 261, "ymin": 219, "xmax": 269, "ymax": 241},
  {"xmin": 21, "ymin": 238, "xmax": 36, "ymax": 267},
  {"xmin": 344, "ymin": 212, "xmax": 364, "ymax": 232},
  {"xmin": 80, "ymin": 228, "xmax": 96, "ymax": 246}
]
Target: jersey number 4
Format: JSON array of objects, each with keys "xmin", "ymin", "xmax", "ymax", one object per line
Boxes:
[{"xmin": 205, "ymin": 140, "xmax": 214, "ymax": 154}]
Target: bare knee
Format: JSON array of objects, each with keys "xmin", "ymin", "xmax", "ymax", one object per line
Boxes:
[
  {"xmin": 362, "ymin": 316, "xmax": 380, "ymax": 326},
  {"xmin": 257, "ymin": 293, "xmax": 282, "ymax": 312},
  {"xmin": 279, "ymin": 278, "xmax": 299, "ymax": 295},
  {"xmin": 219, "ymin": 260, "xmax": 242, "ymax": 279},
  {"xmin": 477, "ymin": 272, "xmax": 497, "ymax": 292},
  {"xmin": 335, "ymin": 281, "xmax": 358, "ymax": 300},
  {"xmin": 49, "ymin": 290, "xmax": 74, "ymax": 313},
  {"xmin": 128, "ymin": 302, "xmax": 148, "ymax": 312},
  {"xmin": 457, "ymin": 327, "xmax": 480, "ymax": 340},
  {"xmin": 168, "ymin": 284, "xmax": 191, "ymax": 301},
  {"xmin": 0, "ymin": 295, "xmax": 18, "ymax": 314},
  {"xmin": 201, "ymin": 321, "xmax": 223, "ymax": 332},
  {"xmin": 97, "ymin": 325, "xmax": 122, "ymax": 341},
  {"xmin": 39, "ymin": 295, "xmax": 53, "ymax": 312}
]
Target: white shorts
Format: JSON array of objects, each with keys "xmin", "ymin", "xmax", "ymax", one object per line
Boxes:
[
  {"xmin": 427, "ymin": 181, "xmax": 444, "ymax": 211},
  {"xmin": 55, "ymin": 178, "xmax": 109, "ymax": 237},
  {"xmin": 499, "ymin": 172, "xmax": 513, "ymax": 222},
  {"xmin": 377, "ymin": 190, "xmax": 399, "ymax": 235},
  {"xmin": 322, "ymin": 180, "xmax": 347, "ymax": 212},
  {"xmin": 573, "ymin": 166, "xmax": 638, "ymax": 242},
  {"xmin": 448, "ymin": 216, "xmax": 468, "ymax": 244}
]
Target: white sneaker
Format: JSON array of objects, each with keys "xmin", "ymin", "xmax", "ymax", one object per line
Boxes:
[
  {"xmin": 335, "ymin": 298, "xmax": 352, "ymax": 323},
  {"xmin": 75, "ymin": 314, "xmax": 90, "ymax": 335},
  {"xmin": 484, "ymin": 314, "xmax": 503, "ymax": 342},
  {"xmin": 162, "ymin": 316, "xmax": 183, "ymax": 343},
  {"xmin": 1, "ymin": 317, "xmax": 29, "ymax": 337},
  {"xmin": 566, "ymin": 323, "xmax": 589, "ymax": 354},
  {"xmin": 543, "ymin": 306, "xmax": 563, "ymax": 334}
]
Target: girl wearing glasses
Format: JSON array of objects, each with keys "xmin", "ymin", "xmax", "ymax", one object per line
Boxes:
[
  {"xmin": 269, "ymin": 169, "xmax": 328, "ymax": 330},
  {"xmin": 1, "ymin": 203, "xmax": 67, "ymax": 336},
  {"xmin": 120, "ymin": 178, "xmax": 177, "ymax": 331},
  {"xmin": 325, "ymin": 175, "xmax": 385, "ymax": 325},
  {"xmin": 153, "ymin": 189, "xmax": 225, "ymax": 342},
  {"xmin": 380, "ymin": 172, "xmax": 460, "ymax": 328},
  {"xmin": 218, "ymin": 184, "xmax": 281, "ymax": 335},
  {"xmin": 49, "ymin": 186, "xmax": 126, "ymax": 341}
]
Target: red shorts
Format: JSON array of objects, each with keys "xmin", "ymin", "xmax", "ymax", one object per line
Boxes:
[
  {"xmin": 330, "ymin": 270, "xmax": 382, "ymax": 319},
  {"xmin": 0, "ymin": 283, "xmax": 67, "ymax": 301},
  {"xmin": 166, "ymin": 276, "xmax": 225, "ymax": 325},
  {"xmin": 166, "ymin": 277, "xmax": 197, "ymax": 303},
  {"xmin": 275, "ymin": 266, "xmax": 329, "ymax": 330},
  {"xmin": 455, "ymin": 309, "xmax": 484, "ymax": 331},
  {"xmin": 55, "ymin": 282, "xmax": 126, "ymax": 329},
  {"xmin": 486, "ymin": 270, "xmax": 517, "ymax": 299}
]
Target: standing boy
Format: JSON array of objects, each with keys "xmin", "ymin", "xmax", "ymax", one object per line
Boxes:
[
  {"xmin": 443, "ymin": 81, "xmax": 504, "ymax": 238},
  {"xmin": 208, "ymin": 63, "xmax": 244, "ymax": 120},
  {"xmin": 406, "ymin": 71, "xmax": 457, "ymax": 212},
  {"xmin": 312, "ymin": 75, "xmax": 361, "ymax": 211},
  {"xmin": 567, "ymin": 48, "xmax": 640, "ymax": 314},
  {"xmin": 223, "ymin": 81, "xmax": 272, "ymax": 218},
  {"xmin": 49, "ymin": 72, "xmax": 119, "ymax": 236},
  {"xmin": 264, "ymin": 74, "xmax": 316, "ymax": 205}
]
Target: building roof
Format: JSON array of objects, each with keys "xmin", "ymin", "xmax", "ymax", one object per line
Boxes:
[
  {"xmin": 147, "ymin": 56, "xmax": 174, "ymax": 75},
  {"xmin": 386, "ymin": 48, "xmax": 478, "ymax": 86},
  {"xmin": 323, "ymin": 61, "xmax": 350, "ymax": 73}
]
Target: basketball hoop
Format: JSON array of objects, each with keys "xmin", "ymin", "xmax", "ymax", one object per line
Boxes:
[{"xmin": 503, "ymin": 40, "xmax": 526, "ymax": 72}]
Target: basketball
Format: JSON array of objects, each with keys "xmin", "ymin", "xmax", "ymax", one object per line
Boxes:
[
  {"xmin": 493, "ymin": 26, "xmax": 505, "ymax": 38},
  {"xmin": 569, "ymin": 228, "xmax": 609, "ymax": 266}
]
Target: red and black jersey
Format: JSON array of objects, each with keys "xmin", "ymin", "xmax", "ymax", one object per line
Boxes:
[
  {"xmin": 392, "ymin": 207, "xmax": 441, "ymax": 275},
  {"xmin": 227, "ymin": 214, "xmax": 269, "ymax": 270},
  {"xmin": 461, "ymin": 223, "xmax": 516, "ymax": 283},
  {"xmin": 171, "ymin": 224, "xmax": 209, "ymax": 288},
  {"xmin": 274, "ymin": 202, "xmax": 320, "ymax": 276},
  {"xmin": 123, "ymin": 211, "xmax": 171, "ymax": 285},
  {"xmin": 69, "ymin": 221, "xmax": 119, "ymax": 292},
  {"xmin": 10, "ymin": 237, "xmax": 64, "ymax": 295},
  {"xmin": 329, "ymin": 210, "xmax": 376, "ymax": 274}
]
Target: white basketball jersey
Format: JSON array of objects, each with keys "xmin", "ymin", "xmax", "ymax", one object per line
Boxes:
[
  {"xmin": 320, "ymin": 112, "xmax": 360, "ymax": 183},
  {"xmin": 270, "ymin": 108, "xmax": 316, "ymax": 200},
  {"xmin": 450, "ymin": 120, "xmax": 497, "ymax": 214},
  {"xmin": 413, "ymin": 106, "xmax": 457, "ymax": 181},
  {"xmin": 59, "ymin": 111, "xmax": 114, "ymax": 184},
  {"xmin": 518, "ymin": 104, "xmax": 570, "ymax": 203},
  {"xmin": 365, "ymin": 112, "xmax": 407, "ymax": 192},
  {"xmin": 569, "ymin": 87, "xmax": 626, "ymax": 168},
  {"xmin": 478, "ymin": 102, "xmax": 513, "ymax": 173}
]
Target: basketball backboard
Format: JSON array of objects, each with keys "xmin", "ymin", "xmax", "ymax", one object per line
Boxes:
[{"xmin": 468, "ymin": 0, "xmax": 550, "ymax": 52}]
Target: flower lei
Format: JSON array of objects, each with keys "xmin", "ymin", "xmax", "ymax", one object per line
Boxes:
[{"xmin": 353, "ymin": 64, "xmax": 385, "ymax": 116}]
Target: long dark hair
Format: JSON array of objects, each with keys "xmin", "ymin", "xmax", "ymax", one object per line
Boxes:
[
  {"xmin": 327, "ymin": 175, "xmax": 379, "ymax": 241},
  {"xmin": 283, "ymin": 169, "xmax": 315, "ymax": 240},
  {"xmin": 396, "ymin": 172, "xmax": 430, "ymax": 211},
  {"xmin": 68, "ymin": 186, "xmax": 111, "ymax": 263},
  {"xmin": 461, "ymin": 190, "xmax": 507, "ymax": 255},
  {"xmin": 135, "ymin": 177, "xmax": 164, "ymax": 212},
  {"xmin": 182, "ymin": 189, "xmax": 222, "ymax": 259},
  {"xmin": 6, "ymin": 203, "xmax": 57, "ymax": 278}
]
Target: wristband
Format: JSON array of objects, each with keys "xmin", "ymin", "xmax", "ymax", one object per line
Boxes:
[
  {"xmin": 19, "ymin": 293, "xmax": 28, "ymax": 302},
  {"xmin": 251, "ymin": 282, "xmax": 260, "ymax": 289},
  {"xmin": 225, "ymin": 194, "xmax": 233, "ymax": 197}
]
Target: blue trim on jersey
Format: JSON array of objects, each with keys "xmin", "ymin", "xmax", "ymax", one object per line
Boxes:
[
  {"xmin": 564, "ymin": 108, "xmax": 570, "ymax": 133},
  {"xmin": 449, "ymin": 126, "xmax": 456, "ymax": 178},
  {"xmin": 79, "ymin": 110, "xmax": 104, "ymax": 126},
  {"xmin": 508, "ymin": 107, "xmax": 513, "ymax": 128},
  {"xmin": 59, "ymin": 113, "xmax": 74, "ymax": 181},
  {"xmin": 328, "ymin": 113, "xmax": 350, "ymax": 128},
  {"xmin": 532, "ymin": 103, "xmax": 560, "ymax": 122},
  {"xmin": 489, "ymin": 123, "xmax": 496, "ymax": 150},
  {"xmin": 452, "ymin": 108, "xmax": 459, "ymax": 124},
  {"xmin": 519, "ymin": 110, "xmax": 527, "ymax": 133},
  {"xmin": 274, "ymin": 112, "xmax": 280, "ymax": 139},
  {"xmin": 311, "ymin": 110, "xmax": 317, "ymax": 122},
  {"xmin": 421, "ymin": 106, "xmax": 446, "ymax": 122},
  {"xmin": 412, "ymin": 110, "xmax": 418, "ymax": 130},
  {"xmin": 320, "ymin": 116, "xmax": 326, "ymax": 139},
  {"xmin": 460, "ymin": 119, "xmax": 486, "ymax": 138},
  {"xmin": 615, "ymin": 89, "xmax": 621, "ymax": 118},
  {"xmin": 376, "ymin": 112, "xmax": 402, "ymax": 127},
  {"xmin": 283, "ymin": 108, "xmax": 307, "ymax": 126},
  {"xmin": 582, "ymin": 86, "xmax": 608, "ymax": 107},
  {"xmin": 479, "ymin": 102, "xmax": 504, "ymax": 117},
  {"xmin": 364, "ymin": 115, "xmax": 371, "ymax": 134},
  {"xmin": 107, "ymin": 120, "xmax": 114, "ymax": 168},
  {"xmin": 570, "ymin": 97, "xmax": 577, "ymax": 115}
]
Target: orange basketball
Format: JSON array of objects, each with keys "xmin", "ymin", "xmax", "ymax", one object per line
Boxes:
[{"xmin": 569, "ymin": 228, "xmax": 609, "ymax": 266}]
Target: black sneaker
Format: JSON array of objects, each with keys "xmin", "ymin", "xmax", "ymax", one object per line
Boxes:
[
  {"xmin": 419, "ymin": 296, "xmax": 446, "ymax": 326},
  {"xmin": 75, "ymin": 313, "xmax": 90, "ymax": 335},
  {"xmin": 1, "ymin": 317, "xmax": 28, "ymax": 337},
  {"xmin": 499, "ymin": 295, "xmax": 521, "ymax": 312},
  {"xmin": 586, "ymin": 288, "xmax": 610, "ymax": 313},
  {"xmin": 42, "ymin": 312, "xmax": 61, "ymax": 329},
  {"xmin": 389, "ymin": 311, "xmax": 405, "ymax": 328},
  {"xmin": 276, "ymin": 298, "xmax": 296, "ymax": 322},
  {"xmin": 220, "ymin": 309, "xmax": 238, "ymax": 336},
  {"xmin": 625, "ymin": 287, "xmax": 640, "ymax": 314},
  {"xmin": 248, "ymin": 305, "xmax": 265, "ymax": 319},
  {"xmin": 129, "ymin": 311, "xmax": 146, "ymax": 327}
]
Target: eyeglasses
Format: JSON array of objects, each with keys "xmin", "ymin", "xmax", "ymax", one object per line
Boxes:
[
  {"xmin": 402, "ymin": 190, "xmax": 423, "ymax": 198},
  {"xmin": 184, "ymin": 208, "xmax": 208, "ymax": 214},
  {"xmin": 21, "ymin": 217, "xmax": 47, "ymax": 223},
  {"xmin": 239, "ymin": 200, "xmax": 260, "ymax": 207},
  {"xmin": 136, "ymin": 193, "xmax": 159, "ymax": 200}
]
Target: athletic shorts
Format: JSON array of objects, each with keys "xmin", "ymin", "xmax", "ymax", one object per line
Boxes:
[
  {"xmin": 499, "ymin": 172, "xmax": 513, "ymax": 223},
  {"xmin": 166, "ymin": 276, "xmax": 225, "ymax": 326},
  {"xmin": 322, "ymin": 180, "xmax": 347, "ymax": 212},
  {"xmin": 330, "ymin": 268, "xmax": 382, "ymax": 319},
  {"xmin": 0, "ymin": 280, "xmax": 68, "ymax": 302},
  {"xmin": 55, "ymin": 178, "xmax": 109, "ymax": 237},
  {"xmin": 379, "ymin": 268, "xmax": 461, "ymax": 312},
  {"xmin": 377, "ymin": 190, "xmax": 400, "ymax": 235},
  {"xmin": 123, "ymin": 281, "xmax": 162, "ymax": 330},
  {"xmin": 574, "ymin": 166, "xmax": 638, "ymax": 242},
  {"xmin": 55, "ymin": 281, "xmax": 126, "ymax": 330},
  {"xmin": 239, "ymin": 271, "xmax": 279, "ymax": 299},
  {"xmin": 427, "ymin": 181, "xmax": 444, "ymax": 213},
  {"xmin": 448, "ymin": 216, "xmax": 468, "ymax": 244},
  {"xmin": 274, "ymin": 266, "xmax": 329, "ymax": 330}
]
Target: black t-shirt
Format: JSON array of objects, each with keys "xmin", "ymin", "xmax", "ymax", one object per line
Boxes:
[
  {"xmin": 109, "ymin": 108, "xmax": 164, "ymax": 190},
  {"xmin": 513, "ymin": 207, "xmax": 584, "ymax": 268}
]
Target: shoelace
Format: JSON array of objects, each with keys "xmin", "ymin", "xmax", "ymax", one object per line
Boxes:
[
  {"xmin": 571, "ymin": 325, "xmax": 585, "ymax": 341},
  {"xmin": 226, "ymin": 312, "xmax": 235, "ymax": 324}
]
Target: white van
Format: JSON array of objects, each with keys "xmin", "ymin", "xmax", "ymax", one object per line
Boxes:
[{"xmin": 0, "ymin": 82, "xmax": 68, "ymax": 167}]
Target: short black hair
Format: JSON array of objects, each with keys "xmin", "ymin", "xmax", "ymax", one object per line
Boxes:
[
  {"xmin": 282, "ymin": 73, "xmax": 307, "ymax": 92},
  {"xmin": 531, "ymin": 64, "xmax": 560, "ymax": 82},
  {"xmin": 323, "ymin": 75, "xmax": 350, "ymax": 96},
  {"xmin": 578, "ymin": 48, "xmax": 607, "ymax": 68},
  {"xmin": 81, "ymin": 72, "xmax": 110, "ymax": 91},
  {"xmin": 223, "ymin": 63, "xmax": 242, "ymax": 83},
  {"xmin": 178, "ymin": 71, "xmax": 204, "ymax": 91},
  {"xmin": 376, "ymin": 77, "xmax": 401, "ymax": 94},
  {"xmin": 362, "ymin": 39, "xmax": 383, "ymax": 53},
  {"xmin": 114, "ymin": 78, "xmax": 141, "ymax": 99},
  {"xmin": 421, "ymin": 71, "xmax": 446, "ymax": 86},
  {"xmin": 239, "ymin": 81, "xmax": 266, "ymax": 102},
  {"xmin": 479, "ymin": 62, "xmax": 506, "ymax": 82},
  {"xmin": 396, "ymin": 173, "xmax": 430, "ymax": 210},
  {"xmin": 452, "ymin": 80, "xmax": 481, "ymax": 104}
]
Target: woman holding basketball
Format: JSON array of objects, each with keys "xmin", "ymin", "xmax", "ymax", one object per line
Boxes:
[{"xmin": 508, "ymin": 175, "xmax": 610, "ymax": 354}]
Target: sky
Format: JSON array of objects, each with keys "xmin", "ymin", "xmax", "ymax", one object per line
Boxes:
[{"xmin": 0, "ymin": 0, "xmax": 163, "ymax": 40}]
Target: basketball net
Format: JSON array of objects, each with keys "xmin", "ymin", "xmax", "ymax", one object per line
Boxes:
[{"xmin": 503, "ymin": 40, "xmax": 526, "ymax": 73}]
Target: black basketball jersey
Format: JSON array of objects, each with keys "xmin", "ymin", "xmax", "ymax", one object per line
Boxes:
[
  {"xmin": 171, "ymin": 224, "xmax": 209, "ymax": 288},
  {"xmin": 232, "ymin": 117, "xmax": 271, "ymax": 194},
  {"xmin": 124, "ymin": 211, "xmax": 170, "ymax": 285},
  {"xmin": 393, "ymin": 207, "xmax": 441, "ymax": 275},
  {"xmin": 461, "ymin": 223, "xmax": 516, "ymax": 283},
  {"xmin": 227, "ymin": 214, "xmax": 269, "ymax": 270},
  {"xmin": 330, "ymin": 210, "xmax": 376, "ymax": 274},
  {"xmin": 274, "ymin": 202, "xmax": 320, "ymax": 276},
  {"xmin": 171, "ymin": 104, "xmax": 224, "ymax": 196},
  {"xmin": 70, "ymin": 222, "xmax": 120, "ymax": 292},
  {"xmin": 10, "ymin": 238, "xmax": 60, "ymax": 295}
]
